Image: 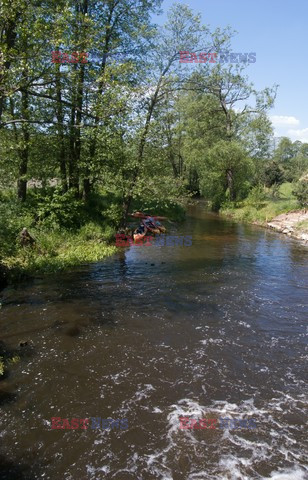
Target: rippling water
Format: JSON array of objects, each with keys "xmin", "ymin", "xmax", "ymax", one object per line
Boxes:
[{"xmin": 0, "ymin": 205, "xmax": 307, "ymax": 479}]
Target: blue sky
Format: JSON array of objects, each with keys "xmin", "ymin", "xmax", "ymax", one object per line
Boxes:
[{"xmin": 154, "ymin": 0, "xmax": 308, "ymax": 142}]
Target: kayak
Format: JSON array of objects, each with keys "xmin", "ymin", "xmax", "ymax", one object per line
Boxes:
[
  {"xmin": 146, "ymin": 216, "xmax": 166, "ymax": 233},
  {"xmin": 129, "ymin": 211, "xmax": 167, "ymax": 221},
  {"xmin": 157, "ymin": 224, "xmax": 166, "ymax": 233},
  {"xmin": 142, "ymin": 219, "xmax": 160, "ymax": 235}
]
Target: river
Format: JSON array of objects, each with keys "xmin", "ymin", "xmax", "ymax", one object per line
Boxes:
[{"xmin": 0, "ymin": 204, "xmax": 307, "ymax": 479}]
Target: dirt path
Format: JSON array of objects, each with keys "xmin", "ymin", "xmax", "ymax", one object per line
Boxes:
[{"xmin": 267, "ymin": 210, "xmax": 308, "ymax": 244}]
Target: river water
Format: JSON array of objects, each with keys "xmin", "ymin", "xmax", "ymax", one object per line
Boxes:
[{"xmin": 0, "ymin": 205, "xmax": 307, "ymax": 480}]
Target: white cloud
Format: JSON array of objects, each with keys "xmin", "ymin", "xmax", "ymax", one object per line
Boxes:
[
  {"xmin": 287, "ymin": 128, "xmax": 308, "ymax": 143},
  {"xmin": 270, "ymin": 115, "xmax": 300, "ymax": 127}
]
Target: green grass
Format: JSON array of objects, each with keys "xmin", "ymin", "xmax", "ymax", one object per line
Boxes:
[
  {"xmin": 0, "ymin": 357, "xmax": 4, "ymax": 377},
  {"xmin": 0, "ymin": 187, "xmax": 186, "ymax": 284},
  {"xmin": 221, "ymin": 183, "xmax": 300, "ymax": 224},
  {"xmin": 2, "ymin": 224, "xmax": 117, "ymax": 278},
  {"xmin": 0, "ymin": 190, "xmax": 118, "ymax": 281},
  {"xmin": 0, "ymin": 354, "xmax": 20, "ymax": 378}
]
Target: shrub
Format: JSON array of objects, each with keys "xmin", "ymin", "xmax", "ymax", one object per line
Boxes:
[
  {"xmin": 263, "ymin": 162, "xmax": 284, "ymax": 187},
  {"xmin": 36, "ymin": 187, "xmax": 84, "ymax": 229},
  {"xmin": 244, "ymin": 185, "xmax": 267, "ymax": 208},
  {"xmin": 292, "ymin": 180, "xmax": 308, "ymax": 207}
]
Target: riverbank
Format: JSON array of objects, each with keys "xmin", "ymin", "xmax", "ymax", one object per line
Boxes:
[
  {"xmin": 0, "ymin": 190, "xmax": 186, "ymax": 287},
  {"xmin": 267, "ymin": 210, "xmax": 308, "ymax": 243},
  {"xmin": 221, "ymin": 183, "xmax": 308, "ymax": 244},
  {"xmin": 0, "ymin": 226, "xmax": 117, "ymax": 285}
]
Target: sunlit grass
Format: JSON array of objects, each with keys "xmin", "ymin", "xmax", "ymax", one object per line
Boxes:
[
  {"xmin": 221, "ymin": 183, "xmax": 300, "ymax": 223},
  {"xmin": 3, "ymin": 229, "xmax": 117, "ymax": 276}
]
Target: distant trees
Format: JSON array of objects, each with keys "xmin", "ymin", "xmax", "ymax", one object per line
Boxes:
[{"xmin": 273, "ymin": 137, "xmax": 308, "ymax": 182}]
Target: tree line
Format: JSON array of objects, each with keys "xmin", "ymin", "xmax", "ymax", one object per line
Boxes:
[{"xmin": 0, "ymin": 0, "xmax": 307, "ymax": 231}]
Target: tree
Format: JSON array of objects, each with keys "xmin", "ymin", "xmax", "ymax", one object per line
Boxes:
[
  {"xmin": 118, "ymin": 2, "xmax": 231, "ymax": 224},
  {"xmin": 202, "ymin": 140, "xmax": 253, "ymax": 208},
  {"xmin": 263, "ymin": 161, "xmax": 284, "ymax": 187},
  {"xmin": 186, "ymin": 64, "xmax": 276, "ymax": 200}
]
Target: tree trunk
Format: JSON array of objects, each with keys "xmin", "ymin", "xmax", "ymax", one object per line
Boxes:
[
  {"xmin": 226, "ymin": 168, "xmax": 235, "ymax": 201},
  {"xmin": 17, "ymin": 82, "xmax": 29, "ymax": 202},
  {"xmin": 83, "ymin": 5, "xmax": 114, "ymax": 200},
  {"xmin": 68, "ymin": 102, "xmax": 78, "ymax": 193},
  {"xmin": 68, "ymin": 0, "xmax": 88, "ymax": 197},
  {"xmin": 119, "ymin": 198, "xmax": 132, "ymax": 229},
  {"xmin": 83, "ymin": 178, "xmax": 91, "ymax": 202},
  {"xmin": 0, "ymin": 15, "xmax": 19, "ymax": 123},
  {"xmin": 55, "ymin": 59, "xmax": 67, "ymax": 193}
]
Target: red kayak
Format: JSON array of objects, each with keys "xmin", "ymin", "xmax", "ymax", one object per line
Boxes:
[{"xmin": 129, "ymin": 211, "xmax": 167, "ymax": 221}]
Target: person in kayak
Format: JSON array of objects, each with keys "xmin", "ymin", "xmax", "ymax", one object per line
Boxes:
[
  {"xmin": 143, "ymin": 217, "xmax": 157, "ymax": 229},
  {"xmin": 146, "ymin": 216, "xmax": 166, "ymax": 232},
  {"xmin": 135, "ymin": 224, "xmax": 146, "ymax": 235}
]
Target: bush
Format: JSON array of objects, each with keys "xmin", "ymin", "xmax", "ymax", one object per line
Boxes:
[
  {"xmin": 36, "ymin": 188, "xmax": 84, "ymax": 229},
  {"xmin": 0, "ymin": 196, "xmax": 34, "ymax": 258},
  {"xmin": 263, "ymin": 162, "xmax": 284, "ymax": 187},
  {"xmin": 244, "ymin": 185, "xmax": 267, "ymax": 208},
  {"xmin": 292, "ymin": 180, "xmax": 308, "ymax": 207},
  {"xmin": 270, "ymin": 183, "xmax": 281, "ymax": 199}
]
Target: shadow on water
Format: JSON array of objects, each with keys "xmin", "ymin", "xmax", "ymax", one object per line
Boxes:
[
  {"xmin": 0, "ymin": 454, "xmax": 40, "ymax": 480},
  {"xmin": 0, "ymin": 340, "xmax": 36, "ymax": 406},
  {"xmin": 0, "ymin": 388, "xmax": 17, "ymax": 407}
]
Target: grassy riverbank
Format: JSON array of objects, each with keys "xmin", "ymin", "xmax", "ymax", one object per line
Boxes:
[
  {"xmin": 3, "ymin": 227, "xmax": 117, "ymax": 277},
  {"xmin": 1, "ymin": 224, "xmax": 117, "ymax": 286},
  {"xmin": 0, "ymin": 189, "xmax": 116, "ymax": 285},
  {"xmin": 221, "ymin": 183, "xmax": 299, "ymax": 224},
  {"xmin": 0, "ymin": 188, "xmax": 186, "ymax": 286}
]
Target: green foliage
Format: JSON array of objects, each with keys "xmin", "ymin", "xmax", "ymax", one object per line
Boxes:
[
  {"xmin": 104, "ymin": 203, "xmax": 123, "ymax": 227},
  {"xmin": 0, "ymin": 192, "xmax": 33, "ymax": 259},
  {"xmin": 273, "ymin": 138, "xmax": 308, "ymax": 182},
  {"xmin": 244, "ymin": 185, "xmax": 267, "ymax": 208},
  {"xmin": 222, "ymin": 182, "xmax": 299, "ymax": 223},
  {"xmin": 0, "ymin": 354, "xmax": 20, "ymax": 377},
  {"xmin": 78, "ymin": 222, "xmax": 115, "ymax": 244},
  {"xmin": 36, "ymin": 188, "xmax": 84, "ymax": 230},
  {"xmin": 201, "ymin": 140, "xmax": 254, "ymax": 209},
  {"xmin": 0, "ymin": 187, "xmax": 118, "ymax": 278},
  {"xmin": 263, "ymin": 161, "xmax": 284, "ymax": 187},
  {"xmin": 132, "ymin": 198, "xmax": 186, "ymax": 222},
  {"xmin": 270, "ymin": 183, "xmax": 282, "ymax": 199},
  {"xmin": 3, "ymin": 228, "xmax": 117, "ymax": 275},
  {"xmin": 292, "ymin": 179, "xmax": 308, "ymax": 207}
]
